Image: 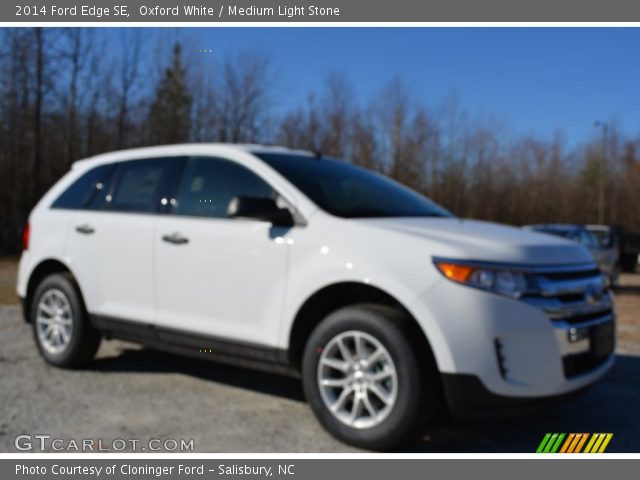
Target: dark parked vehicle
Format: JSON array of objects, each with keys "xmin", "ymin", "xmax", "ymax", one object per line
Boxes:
[
  {"xmin": 604, "ymin": 225, "xmax": 640, "ymax": 273},
  {"xmin": 524, "ymin": 224, "xmax": 620, "ymax": 286},
  {"xmin": 586, "ymin": 224, "xmax": 622, "ymax": 280}
]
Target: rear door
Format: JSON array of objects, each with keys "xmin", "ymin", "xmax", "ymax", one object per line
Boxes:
[{"xmin": 67, "ymin": 157, "xmax": 183, "ymax": 323}]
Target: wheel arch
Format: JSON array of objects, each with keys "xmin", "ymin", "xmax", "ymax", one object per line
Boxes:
[
  {"xmin": 286, "ymin": 281, "xmax": 438, "ymax": 372},
  {"xmin": 24, "ymin": 258, "xmax": 86, "ymax": 323}
]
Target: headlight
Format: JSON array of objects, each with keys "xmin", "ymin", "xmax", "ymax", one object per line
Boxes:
[{"xmin": 434, "ymin": 259, "xmax": 530, "ymax": 298}]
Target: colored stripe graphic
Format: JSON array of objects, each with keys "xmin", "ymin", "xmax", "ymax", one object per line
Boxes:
[
  {"xmin": 574, "ymin": 433, "xmax": 589, "ymax": 453},
  {"xmin": 568, "ymin": 434, "xmax": 581, "ymax": 453},
  {"xmin": 544, "ymin": 433, "xmax": 559, "ymax": 453},
  {"xmin": 537, "ymin": 433, "xmax": 613, "ymax": 453},
  {"xmin": 559, "ymin": 433, "xmax": 575, "ymax": 453},
  {"xmin": 537, "ymin": 433, "xmax": 552, "ymax": 453},
  {"xmin": 597, "ymin": 433, "xmax": 613, "ymax": 453},
  {"xmin": 549, "ymin": 433, "xmax": 565, "ymax": 453},
  {"xmin": 592, "ymin": 434, "xmax": 606, "ymax": 452},
  {"xmin": 584, "ymin": 434, "xmax": 598, "ymax": 453}
]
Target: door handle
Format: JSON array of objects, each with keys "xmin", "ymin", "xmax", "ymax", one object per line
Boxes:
[
  {"xmin": 75, "ymin": 224, "xmax": 95, "ymax": 235},
  {"xmin": 162, "ymin": 232, "xmax": 189, "ymax": 245}
]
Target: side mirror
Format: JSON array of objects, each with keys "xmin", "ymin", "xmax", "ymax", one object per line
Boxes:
[{"xmin": 227, "ymin": 196, "xmax": 295, "ymax": 227}]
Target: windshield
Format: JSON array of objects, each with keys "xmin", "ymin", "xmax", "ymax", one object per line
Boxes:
[
  {"xmin": 255, "ymin": 152, "xmax": 452, "ymax": 219},
  {"xmin": 588, "ymin": 228, "xmax": 612, "ymax": 248}
]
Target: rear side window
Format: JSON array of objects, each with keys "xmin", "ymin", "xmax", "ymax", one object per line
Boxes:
[
  {"xmin": 51, "ymin": 164, "xmax": 115, "ymax": 210},
  {"xmin": 96, "ymin": 157, "xmax": 184, "ymax": 213},
  {"xmin": 174, "ymin": 157, "xmax": 274, "ymax": 218}
]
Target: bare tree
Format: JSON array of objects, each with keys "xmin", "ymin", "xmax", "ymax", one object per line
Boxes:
[
  {"xmin": 319, "ymin": 71, "xmax": 354, "ymax": 157},
  {"xmin": 278, "ymin": 93, "xmax": 324, "ymax": 152},
  {"xmin": 116, "ymin": 30, "xmax": 141, "ymax": 148},
  {"xmin": 33, "ymin": 28, "xmax": 44, "ymax": 197},
  {"xmin": 83, "ymin": 34, "xmax": 108, "ymax": 157},
  {"xmin": 1, "ymin": 28, "xmax": 640, "ymax": 254},
  {"xmin": 351, "ymin": 109, "xmax": 380, "ymax": 170},
  {"xmin": 60, "ymin": 29, "xmax": 93, "ymax": 166},
  {"xmin": 217, "ymin": 51, "xmax": 274, "ymax": 143},
  {"xmin": 375, "ymin": 77, "xmax": 433, "ymax": 191}
]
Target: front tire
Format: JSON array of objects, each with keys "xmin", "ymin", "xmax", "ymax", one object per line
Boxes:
[
  {"xmin": 30, "ymin": 273, "xmax": 101, "ymax": 368},
  {"xmin": 302, "ymin": 304, "xmax": 439, "ymax": 450}
]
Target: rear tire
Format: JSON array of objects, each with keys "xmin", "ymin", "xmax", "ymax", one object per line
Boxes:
[
  {"xmin": 30, "ymin": 273, "xmax": 101, "ymax": 368},
  {"xmin": 302, "ymin": 304, "xmax": 439, "ymax": 450}
]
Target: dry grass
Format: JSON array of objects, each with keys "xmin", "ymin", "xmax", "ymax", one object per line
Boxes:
[{"xmin": 0, "ymin": 257, "xmax": 18, "ymax": 305}]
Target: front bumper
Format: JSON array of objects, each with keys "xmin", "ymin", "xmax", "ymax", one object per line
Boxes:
[
  {"xmin": 440, "ymin": 370, "xmax": 608, "ymax": 417},
  {"xmin": 411, "ymin": 267, "xmax": 615, "ymax": 406}
]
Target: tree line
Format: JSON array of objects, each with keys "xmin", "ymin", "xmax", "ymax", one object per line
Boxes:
[{"xmin": 1, "ymin": 28, "xmax": 639, "ymax": 253}]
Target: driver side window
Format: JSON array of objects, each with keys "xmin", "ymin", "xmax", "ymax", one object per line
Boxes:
[{"xmin": 173, "ymin": 157, "xmax": 275, "ymax": 218}]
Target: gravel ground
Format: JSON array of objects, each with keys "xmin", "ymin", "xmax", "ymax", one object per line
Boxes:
[{"xmin": 0, "ymin": 271, "xmax": 639, "ymax": 453}]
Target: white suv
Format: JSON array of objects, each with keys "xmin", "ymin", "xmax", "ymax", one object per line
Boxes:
[{"xmin": 17, "ymin": 144, "xmax": 615, "ymax": 449}]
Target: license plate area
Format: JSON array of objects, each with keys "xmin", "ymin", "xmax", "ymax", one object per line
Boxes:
[
  {"xmin": 562, "ymin": 320, "xmax": 614, "ymax": 378},
  {"xmin": 590, "ymin": 320, "xmax": 615, "ymax": 358}
]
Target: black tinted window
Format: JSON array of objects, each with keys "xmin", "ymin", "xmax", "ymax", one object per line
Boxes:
[
  {"xmin": 174, "ymin": 157, "xmax": 274, "ymax": 218},
  {"xmin": 100, "ymin": 158, "xmax": 182, "ymax": 213},
  {"xmin": 255, "ymin": 153, "xmax": 451, "ymax": 219},
  {"xmin": 51, "ymin": 163, "xmax": 115, "ymax": 210}
]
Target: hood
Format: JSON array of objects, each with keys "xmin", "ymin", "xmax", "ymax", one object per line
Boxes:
[{"xmin": 356, "ymin": 217, "xmax": 595, "ymax": 266}]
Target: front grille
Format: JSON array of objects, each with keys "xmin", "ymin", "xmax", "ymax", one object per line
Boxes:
[
  {"xmin": 559, "ymin": 309, "xmax": 614, "ymax": 325},
  {"xmin": 554, "ymin": 293, "xmax": 587, "ymax": 303},
  {"xmin": 522, "ymin": 263, "xmax": 615, "ymax": 378},
  {"xmin": 522, "ymin": 265, "xmax": 612, "ymax": 323},
  {"xmin": 562, "ymin": 319, "xmax": 614, "ymax": 377}
]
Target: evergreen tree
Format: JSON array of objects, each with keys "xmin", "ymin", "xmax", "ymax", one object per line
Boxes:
[{"xmin": 149, "ymin": 43, "xmax": 191, "ymax": 144}]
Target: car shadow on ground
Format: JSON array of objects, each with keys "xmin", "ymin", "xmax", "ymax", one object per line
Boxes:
[
  {"xmin": 90, "ymin": 346, "xmax": 306, "ymax": 402},
  {"xmin": 89, "ymin": 346, "xmax": 640, "ymax": 453}
]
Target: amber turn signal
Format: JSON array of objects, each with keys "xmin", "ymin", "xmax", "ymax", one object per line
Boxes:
[{"xmin": 435, "ymin": 262, "xmax": 473, "ymax": 282}]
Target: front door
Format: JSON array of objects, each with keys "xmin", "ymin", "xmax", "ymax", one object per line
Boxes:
[{"xmin": 154, "ymin": 156, "xmax": 292, "ymax": 347}]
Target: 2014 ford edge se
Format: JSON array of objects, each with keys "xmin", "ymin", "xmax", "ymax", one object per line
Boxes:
[{"xmin": 17, "ymin": 144, "xmax": 615, "ymax": 449}]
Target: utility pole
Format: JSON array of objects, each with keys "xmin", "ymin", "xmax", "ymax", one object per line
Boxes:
[{"xmin": 593, "ymin": 121, "xmax": 608, "ymax": 224}]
